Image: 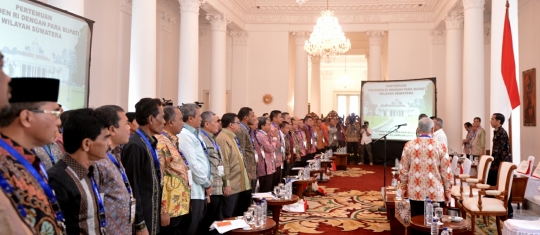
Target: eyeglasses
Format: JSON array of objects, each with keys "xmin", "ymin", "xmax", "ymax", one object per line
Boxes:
[{"xmin": 30, "ymin": 110, "xmax": 62, "ymax": 118}]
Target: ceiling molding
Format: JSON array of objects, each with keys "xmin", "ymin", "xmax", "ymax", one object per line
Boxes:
[{"xmin": 244, "ymin": 12, "xmax": 433, "ymax": 24}]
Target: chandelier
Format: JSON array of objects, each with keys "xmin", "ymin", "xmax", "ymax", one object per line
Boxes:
[
  {"xmin": 335, "ymin": 56, "xmax": 354, "ymax": 88},
  {"xmin": 296, "ymin": 0, "xmax": 308, "ymax": 5},
  {"xmin": 304, "ymin": 0, "xmax": 351, "ymax": 63}
]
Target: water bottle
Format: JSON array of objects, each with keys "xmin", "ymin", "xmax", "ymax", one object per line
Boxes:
[
  {"xmin": 425, "ymin": 201, "xmax": 433, "ymax": 226},
  {"xmin": 447, "ymin": 228, "xmax": 453, "ymax": 235},
  {"xmin": 424, "ymin": 196, "xmax": 429, "ymax": 224},
  {"xmin": 261, "ymin": 198, "xmax": 267, "ymax": 225},
  {"xmin": 254, "ymin": 204, "xmax": 262, "ymax": 228},
  {"xmin": 440, "ymin": 227, "xmax": 449, "ymax": 235},
  {"xmin": 430, "ymin": 219, "xmax": 438, "ymax": 235}
]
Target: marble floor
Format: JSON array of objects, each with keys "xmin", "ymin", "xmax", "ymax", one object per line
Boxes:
[{"xmin": 512, "ymin": 202, "xmax": 540, "ymax": 221}]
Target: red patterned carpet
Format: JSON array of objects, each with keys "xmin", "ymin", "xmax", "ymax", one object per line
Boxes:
[{"xmin": 278, "ymin": 165, "xmax": 393, "ymax": 235}]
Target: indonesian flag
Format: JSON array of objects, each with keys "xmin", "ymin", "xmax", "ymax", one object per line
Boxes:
[{"xmin": 501, "ymin": 1, "xmax": 520, "ymax": 110}]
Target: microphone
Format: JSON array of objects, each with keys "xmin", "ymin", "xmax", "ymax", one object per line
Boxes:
[{"xmin": 395, "ymin": 123, "xmax": 407, "ymax": 127}]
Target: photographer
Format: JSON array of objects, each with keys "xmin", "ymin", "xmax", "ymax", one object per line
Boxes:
[{"xmin": 359, "ymin": 121, "xmax": 373, "ymax": 165}]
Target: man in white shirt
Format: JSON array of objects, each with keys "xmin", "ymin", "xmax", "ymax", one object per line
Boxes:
[
  {"xmin": 433, "ymin": 117, "xmax": 448, "ymax": 148},
  {"xmin": 359, "ymin": 121, "xmax": 373, "ymax": 165}
]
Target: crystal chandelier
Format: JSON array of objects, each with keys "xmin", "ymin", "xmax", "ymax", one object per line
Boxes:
[
  {"xmin": 296, "ymin": 0, "xmax": 308, "ymax": 5},
  {"xmin": 335, "ymin": 56, "xmax": 354, "ymax": 88},
  {"xmin": 304, "ymin": 0, "xmax": 351, "ymax": 63}
]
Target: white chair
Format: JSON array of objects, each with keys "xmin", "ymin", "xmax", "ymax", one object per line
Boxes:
[
  {"xmin": 503, "ymin": 219, "xmax": 540, "ymax": 235},
  {"xmin": 462, "ymin": 162, "xmax": 517, "ymax": 235}
]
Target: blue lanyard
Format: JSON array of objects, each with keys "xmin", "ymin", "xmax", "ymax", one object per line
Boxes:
[
  {"xmin": 234, "ymin": 137, "xmax": 243, "ymax": 155},
  {"xmin": 419, "ymin": 134, "xmax": 432, "ymax": 138},
  {"xmin": 0, "ymin": 139, "xmax": 65, "ymax": 222},
  {"xmin": 161, "ymin": 132, "xmax": 189, "ymax": 166},
  {"xmin": 200, "ymin": 130, "xmax": 221, "ymax": 160},
  {"xmin": 135, "ymin": 129, "xmax": 162, "ymax": 180},
  {"xmin": 89, "ymin": 170, "xmax": 106, "ymax": 229},
  {"xmin": 42, "ymin": 145, "xmax": 56, "ymax": 166},
  {"xmin": 107, "ymin": 153, "xmax": 132, "ymax": 194},
  {"xmin": 0, "ymin": 171, "xmax": 27, "ymax": 217}
]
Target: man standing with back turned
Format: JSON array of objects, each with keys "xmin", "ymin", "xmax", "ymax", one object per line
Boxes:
[{"xmin": 399, "ymin": 117, "xmax": 452, "ymax": 217}]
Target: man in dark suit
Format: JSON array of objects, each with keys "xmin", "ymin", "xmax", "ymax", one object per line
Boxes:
[{"xmin": 121, "ymin": 98, "xmax": 165, "ymax": 235}]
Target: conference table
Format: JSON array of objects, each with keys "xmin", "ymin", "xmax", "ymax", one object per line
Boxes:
[
  {"xmin": 224, "ymin": 217, "xmax": 276, "ymax": 235},
  {"xmin": 254, "ymin": 195, "xmax": 299, "ymax": 235}
]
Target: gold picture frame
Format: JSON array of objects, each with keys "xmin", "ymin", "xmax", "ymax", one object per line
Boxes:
[{"xmin": 523, "ymin": 68, "xmax": 536, "ymax": 126}]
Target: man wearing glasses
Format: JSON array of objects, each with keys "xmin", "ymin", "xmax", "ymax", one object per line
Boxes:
[{"xmin": 0, "ymin": 77, "xmax": 65, "ymax": 234}]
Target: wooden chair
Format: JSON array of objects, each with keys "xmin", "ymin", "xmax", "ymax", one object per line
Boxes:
[
  {"xmin": 462, "ymin": 162, "xmax": 517, "ymax": 235},
  {"xmin": 451, "ymin": 155, "xmax": 493, "ymax": 201}
]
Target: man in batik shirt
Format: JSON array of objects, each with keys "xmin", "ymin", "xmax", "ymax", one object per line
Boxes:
[
  {"xmin": 95, "ymin": 105, "xmax": 135, "ymax": 234},
  {"xmin": 0, "ymin": 77, "xmax": 65, "ymax": 234},
  {"xmin": 399, "ymin": 117, "xmax": 452, "ymax": 217},
  {"xmin": 489, "ymin": 113, "xmax": 513, "ymax": 218},
  {"xmin": 156, "ymin": 106, "xmax": 190, "ymax": 234}
]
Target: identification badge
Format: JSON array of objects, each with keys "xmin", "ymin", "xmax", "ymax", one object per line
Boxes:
[
  {"xmin": 280, "ymin": 164, "xmax": 284, "ymax": 169},
  {"xmin": 273, "ymin": 152, "xmax": 276, "ymax": 160},
  {"xmin": 218, "ymin": 165, "xmax": 225, "ymax": 176},
  {"xmin": 187, "ymin": 169, "xmax": 193, "ymax": 186},
  {"xmin": 322, "ymin": 138, "xmax": 325, "ymax": 143},
  {"xmin": 281, "ymin": 147, "xmax": 285, "ymax": 154},
  {"xmin": 262, "ymin": 151, "xmax": 266, "ymax": 159},
  {"xmin": 303, "ymin": 141, "xmax": 307, "ymax": 147},
  {"xmin": 254, "ymin": 153, "xmax": 259, "ymax": 163},
  {"xmin": 310, "ymin": 139, "xmax": 313, "ymax": 145},
  {"xmin": 129, "ymin": 197, "xmax": 136, "ymax": 224},
  {"xmin": 333, "ymin": 135, "xmax": 337, "ymax": 140}
]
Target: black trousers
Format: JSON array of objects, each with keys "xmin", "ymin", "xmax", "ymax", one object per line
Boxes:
[
  {"xmin": 158, "ymin": 215, "xmax": 183, "ymax": 235},
  {"xmin": 347, "ymin": 142, "xmax": 359, "ymax": 164},
  {"xmin": 250, "ymin": 178, "xmax": 258, "ymax": 193},
  {"xmin": 182, "ymin": 199, "xmax": 207, "ymax": 235},
  {"xmin": 272, "ymin": 166, "xmax": 281, "ymax": 187},
  {"xmin": 233, "ymin": 190, "xmax": 252, "ymax": 217},
  {"xmin": 222, "ymin": 193, "xmax": 240, "ymax": 218},
  {"xmin": 258, "ymin": 174, "xmax": 273, "ymax": 193},
  {"xmin": 283, "ymin": 160, "xmax": 293, "ymax": 180},
  {"xmin": 197, "ymin": 195, "xmax": 222, "ymax": 235}
]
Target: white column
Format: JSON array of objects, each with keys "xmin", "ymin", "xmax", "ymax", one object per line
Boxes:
[
  {"xmin": 178, "ymin": 0, "xmax": 205, "ymax": 103},
  {"xmin": 230, "ymin": 31, "xmax": 249, "ymax": 113},
  {"xmin": 127, "ymin": 0, "xmax": 156, "ymax": 111},
  {"xmin": 366, "ymin": 31, "xmax": 385, "ymax": 81},
  {"xmin": 47, "ymin": 0, "xmax": 84, "ymax": 16},
  {"xmin": 292, "ymin": 31, "xmax": 310, "ymax": 116},
  {"xmin": 462, "ymin": 0, "xmax": 485, "ymax": 131},
  {"xmin": 445, "ymin": 11, "xmax": 464, "ymax": 152},
  {"xmin": 310, "ymin": 56, "xmax": 321, "ymax": 114},
  {"xmin": 431, "ymin": 30, "xmax": 446, "ymax": 119},
  {"xmin": 206, "ymin": 13, "xmax": 230, "ymax": 116}
]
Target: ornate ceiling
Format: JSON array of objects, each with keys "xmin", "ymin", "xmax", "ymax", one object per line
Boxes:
[{"xmin": 200, "ymin": 0, "xmax": 463, "ymax": 29}]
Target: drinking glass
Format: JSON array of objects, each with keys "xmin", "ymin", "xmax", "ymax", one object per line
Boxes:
[
  {"xmin": 244, "ymin": 211, "xmax": 253, "ymax": 225},
  {"xmin": 435, "ymin": 207, "xmax": 443, "ymax": 219},
  {"xmin": 274, "ymin": 186, "xmax": 281, "ymax": 199}
]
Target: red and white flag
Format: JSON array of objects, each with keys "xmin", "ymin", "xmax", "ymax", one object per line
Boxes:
[{"xmin": 501, "ymin": 1, "xmax": 520, "ymax": 110}]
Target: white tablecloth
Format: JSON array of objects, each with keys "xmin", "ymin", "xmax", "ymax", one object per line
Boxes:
[
  {"xmin": 522, "ymin": 175, "xmax": 540, "ymax": 205},
  {"xmin": 503, "ymin": 219, "xmax": 540, "ymax": 235}
]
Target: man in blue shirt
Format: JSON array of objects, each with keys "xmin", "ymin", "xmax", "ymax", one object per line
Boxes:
[{"xmin": 178, "ymin": 103, "xmax": 212, "ymax": 235}]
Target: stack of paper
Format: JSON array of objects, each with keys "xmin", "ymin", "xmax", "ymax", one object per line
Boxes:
[
  {"xmin": 211, "ymin": 219, "xmax": 249, "ymax": 234},
  {"xmin": 252, "ymin": 192, "xmax": 274, "ymax": 199}
]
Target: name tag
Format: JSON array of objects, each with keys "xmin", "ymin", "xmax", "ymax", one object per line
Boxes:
[
  {"xmin": 254, "ymin": 153, "xmax": 259, "ymax": 163},
  {"xmin": 303, "ymin": 141, "xmax": 307, "ymax": 147},
  {"xmin": 218, "ymin": 165, "xmax": 224, "ymax": 176},
  {"xmin": 281, "ymin": 147, "xmax": 285, "ymax": 154},
  {"xmin": 261, "ymin": 151, "xmax": 265, "ymax": 159},
  {"xmin": 130, "ymin": 197, "xmax": 136, "ymax": 224},
  {"xmin": 273, "ymin": 152, "xmax": 276, "ymax": 160},
  {"xmin": 187, "ymin": 169, "xmax": 193, "ymax": 186},
  {"xmin": 322, "ymin": 138, "xmax": 325, "ymax": 143}
]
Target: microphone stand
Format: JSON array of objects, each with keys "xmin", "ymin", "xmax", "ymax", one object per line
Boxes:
[{"xmin": 372, "ymin": 125, "xmax": 404, "ymax": 212}]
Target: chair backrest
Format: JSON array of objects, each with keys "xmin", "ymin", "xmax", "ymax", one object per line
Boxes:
[
  {"xmin": 451, "ymin": 156, "xmax": 459, "ymax": 175},
  {"xmin": 496, "ymin": 162, "xmax": 517, "ymax": 202},
  {"xmin": 528, "ymin": 156, "xmax": 535, "ymax": 175},
  {"xmin": 462, "ymin": 159, "xmax": 472, "ymax": 175},
  {"xmin": 477, "ymin": 155, "xmax": 494, "ymax": 183}
]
